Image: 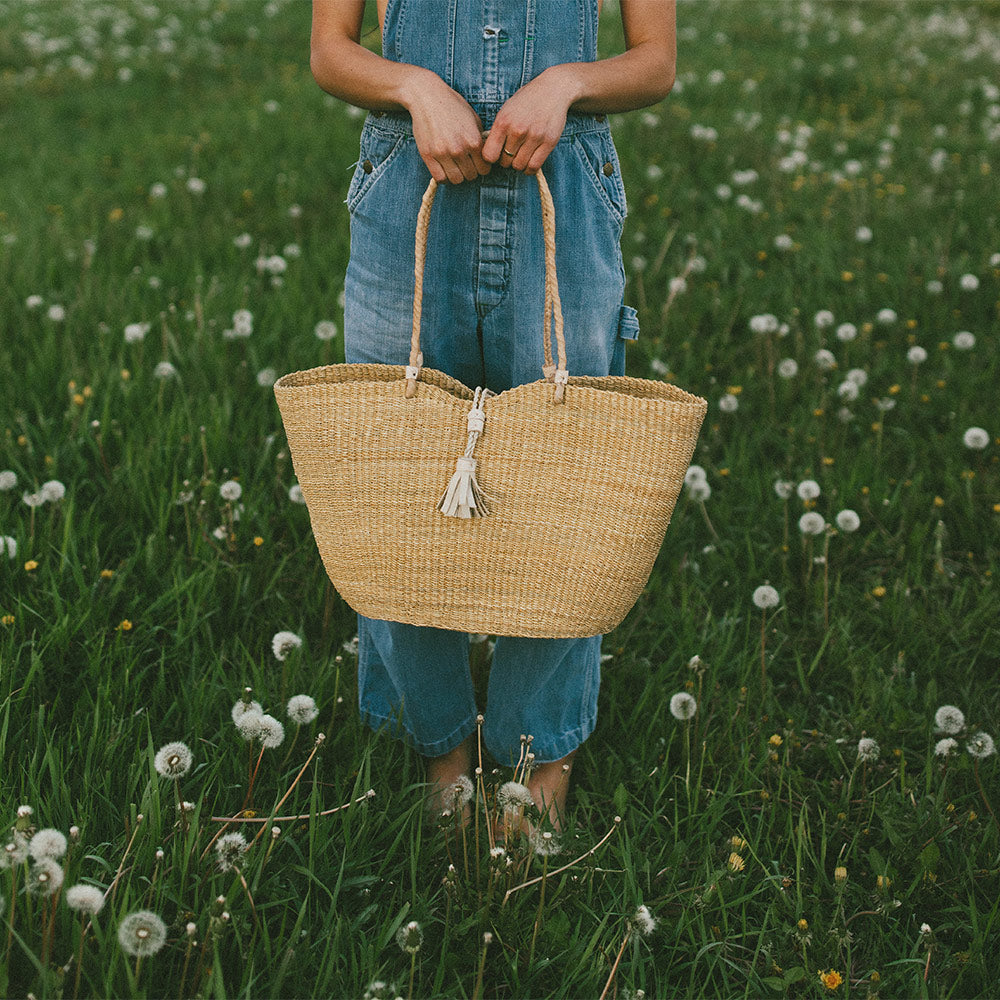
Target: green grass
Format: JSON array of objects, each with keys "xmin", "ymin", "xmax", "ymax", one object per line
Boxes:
[{"xmin": 1, "ymin": 0, "xmax": 999, "ymax": 997}]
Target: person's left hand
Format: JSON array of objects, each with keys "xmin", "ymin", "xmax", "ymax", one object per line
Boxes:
[{"xmin": 482, "ymin": 66, "xmax": 577, "ymax": 174}]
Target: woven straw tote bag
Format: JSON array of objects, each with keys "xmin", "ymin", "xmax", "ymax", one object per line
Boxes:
[{"xmin": 274, "ymin": 171, "xmax": 707, "ymax": 638}]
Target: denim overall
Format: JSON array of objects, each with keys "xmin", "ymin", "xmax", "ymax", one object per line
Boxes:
[{"xmin": 342, "ymin": 0, "xmax": 640, "ymax": 765}]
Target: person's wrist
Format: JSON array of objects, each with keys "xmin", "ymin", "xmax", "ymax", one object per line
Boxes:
[{"xmin": 540, "ymin": 63, "xmax": 585, "ymax": 108}]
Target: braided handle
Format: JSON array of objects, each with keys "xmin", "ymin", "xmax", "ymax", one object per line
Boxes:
[{"xmin": 406, "ymin": 170, "xmax": 568, "ymax": 402}]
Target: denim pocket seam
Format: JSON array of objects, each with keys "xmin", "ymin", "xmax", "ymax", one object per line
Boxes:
[
  {"xmin": 570, "ymin": 137, "xmax": 626, "ymax": 230},
  {"xmin": 347, "ymin": 133, "xmax": 409, "ymax": 215}
]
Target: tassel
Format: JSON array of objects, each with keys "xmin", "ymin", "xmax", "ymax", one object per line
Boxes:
[
  {"xmin": 438, "ymin": 456, "xmax": 490, "ymax": 518},
  {"xmin": 438, "ymin": 387, "xmax": 494, "ymax": 518}
]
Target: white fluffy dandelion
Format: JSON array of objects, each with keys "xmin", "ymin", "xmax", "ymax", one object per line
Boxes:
[
  {"xmin": 314, "ymin": 320, "xmax": 338, "ymax": 341},
  {"xmin": 814, "ymin": 349, "xmax": 837, "ymax": 371},
  {"xmin": 214, "ymin": 832, "xmax": 249, "ymax": 872},
  {"xmin": 778, "ymin": 358, "xmax": 799, "ymax": 378},
  {"xmin": 2, "ymin": 832, "xmax": 29, "ymax": 869},
  {"xmin": 445, "ymin": 774, "xmax": 474, "ymax": 812},
  {"xmin": 154, "ymin": 741, "xmax": 193, "ymax": 778},
  {"xmin": 232, "ymin": 698, "xmax": 263, "ymax": 724},
  {"xmin": 962, "ymin": 427, "xmax": 990, "ymax": 450},
  {"xmin": 396, "ymin": 920, "xmax": 423, "ymax": 954},
  {"xmin": 28, "ymin": 828, "xmax": 67, "ymax": 861},
  {"xmin": 219, "ymin": 480, "xmax": 242, "ymax": 501},
  {"xmin": 40, "ymin": 480, "xmax": 65, "ymax": 502},
  {"xmin": 66, "ymin": 883, "xmax": 106, "ymax": 914},
  {"xmin": 718, "ymin": 393, "xmax": 739, "ymax": 413},
  {"xmin": 531, "ymin": 829, "xmax": 562, "ymax": 857},
  {"xmin": 117, "ymin": 910, "xmax": 167, "ymax": 957},
  {"xmin": 814, "ymin": 310, "xmax": 834, "ymax": 329},
  {"xmin": 836, "ymin": 323, "xmax": 858, "ymax": 342},
  {"xmin": 257, "ymin": 714, "xmax": 285, "ymax": 748},
  {"xmin": 496, "ymin": 781, "xmax": 534, "ymax": 812},
  {"xmin": 952, "ymin": 331, "xmax": 975, "ymax": 350},
  {"xmin": 752, "ymin": 584, "xmax": 780, "ymax": 609},
  {"xmin": 907, "ymin": 345, "xmax": 927, "ymax": 365},
  {"xmin": 749, "ymin": 313, "xmax": 779, "ymax": 334},
  {"xmin": 287, "ymin": 694, "xmax": 319, "ymax": 725},
  {"xmin": 236, "ymin": 710, "xmax": 264, "ymax": 742},
  {"xmin": 835, "ymin": 510, "xmax": 860, "ymax": 533},
  {"xmin": 934, "ymin": 705, "xmax": 965, "ymax": 735},
  {"xmin": 271, "ymin": 630, "xmax": 302, "ymax": 660},
  {"xmin": 630, "ymin": 904, "xmax": 657, "ymax": 936},
  {"xmin": 796, "ymin": 479, "xmax": 821, "ymax": 501},
  {"xmin": 288, "ymin": 484, "xmax": 305, "ymax": 504},
  {"xmin": 798, "ymin": 512, "xmax": 826, "ymax": 536},
  {"xmin": 934, "ymin": 738, "xmax": 958, "ymax": 758},
  {"xmin": 966, "ymin": 732, "xmax": 996, "ymax": 759},
  {"xmin": 669, "ymin": 692, "xmax": 697, "ymax": 720},
  {"xmin": 856, "ymin": 737, "xmax": 880, "ymax": 763},
  {"xmin": 959, "ymin": 273, "xmax": 979, "ymax": 291},
  {"xmin": 773, "ymin": 480, "xmax": 793, "ymax": 500},
  {"xmin": 27, "ymin": 858, "xmax": 64, "ymax": 897},
  {"xmin": 876, "ymin": 308, "xmax": 897, "ymax": 325},
  {"xmin": 0, "ymin": 470, "xmax": 17, "ymax": 491}
]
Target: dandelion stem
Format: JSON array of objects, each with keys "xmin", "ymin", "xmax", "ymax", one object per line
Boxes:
[
  {"xmin": 178, "ymin": 933, "xmax": 195, "ymax": 1000},
  {"xmin": 408, "ymin": 949, "xmax": 417, "ymax": 1000},
  {"xmin": 211, "ymin": 790, "xmax": 371, "ymax": 826},
  {"xmin": 528, "ymin": 854, "xmax": 549, "ymax": 964},
  {"xmin": 597, "ymin": 931, "xmax": 631, "ymax": 1000},
  {"xmin": 698, "ymin": 498, "xmax": 719, "ymax": 541},
  {"xmin": 973, "ymin": 759, "xmax": 1000, "ymax": 834},
  {"xmin": 251, "ymin": 734, "xmax": 326, "ymax": 847},
  {"xmin": 472, "ymin": 934, "xmax": 490, "ymax": 1000},
  {"xmin": 504, "ymin": 816, "xmax": 621, "ymax": 905},
  {"xmin": 760, "ymin": 608, "xmax": 768, "ymax": 697},
  {"xmin": 110, "ymin": 813, "xmax": 144, "ymax": 905}
]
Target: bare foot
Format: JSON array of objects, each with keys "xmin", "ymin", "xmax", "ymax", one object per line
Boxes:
[
  {"xmin": 425, "ymin": 736, "xmax": 473, "ymax": 822},
  {"xmin": 526, "ymin": 750, "xmax": 576, "ymax": 832}
]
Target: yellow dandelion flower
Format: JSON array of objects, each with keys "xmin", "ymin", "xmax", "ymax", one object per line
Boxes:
[
  {"xmin": 727, "ymin": 853, "xmax": 745, "ymax": 872},
  {"xmin": 993, "ymin": 503, "xmax": 1000, "ymax": 514},
  {"xmin": 24, "ymin": 560, "xmax": 38, "ymax": 572},
  {"xmin": 834, "ymin": 866, "xmax": 847, "ymax": 883},
  {"xmin": 108, "ymin": 207, "xmax": 123, "ymax": 222},
  {"xmin": 821, "ymin": 456, "xmax": 834, "ymax": 466},
  {"xmin": 888, "ymin": 384, "xmax": 900, "ymax": 395},
  {"xmin": 73, "ymin": 393, "xmax": 85, "ymax": 406},
  {"xmin": 819, "ymin": 969, "xmax": 843, "ymax": 990},
  {"xmin": 933, "ymin": 496, "xmax": 945, "ymax": 508},
  {"xmin": 100, "ymin": 569, "xmax": 114, "ymax": 579},
  {"xmin": 769, "ymin": 734, "xmax": 783, "ymax": 747},
  {"xmin": 253, "ymin": 536, "xmax": 264, "ymax": 546},
  {"xmin": 871, "ymin": 585, "xmax": 886, "ymax": 598},
  {"xmin": 2, "ymin": 614, "xmax": 15, "ymax": 626},
  {"xmin": 18, "ymin": 435, "xmax": 27, "ymax": 446},
  {"xmin": 797, "ymin": 919, "xmax": 809, "ymax": 932},
  {"xmin": 841, "ymin": 270, "xmax": 853, "ymax": 282},
  {"xmin": 876, "ymin": 875, "xmax": 890, "ymax": 890},
  {"xmin": 729, "ymin": 836, "xmax": 747, "ymax": 852},
  {"xmin": 718, "ymin": 467, "xmax": 730, "ymax": 476},
  {"xmin": 118, "ymin": 619, "xmax": 132, "ymax": 631},
  {"xmin": 871, "ymin": 971, "xmax": 881, "ymax": 983},
  {"xmin": 813, "ymin": 407, "xmax": 825, "ymax": 417},
  {"xmin": 121, "ymin": 369, "xmax": 131, "ymax": 380}
]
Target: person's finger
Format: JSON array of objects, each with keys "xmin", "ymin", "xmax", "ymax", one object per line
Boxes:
[
  {"xmin": 441, "ymin": 157, "xmax": 466, "ymax": 185},
  {"xmin": 524, "ymin": 141, "xmax": 555, "ymax": 176},
  {"xmin": 457, "ymin": 152, "xmax": 480, "ymax": 182},
  {"xmin": 511, "ymin": 137, "xmax": 542, "ymax": 173},
  {"xmin": 423, "ymin": 155, "xmax": 448, "ymax": 184},
  {"xmin": 471, "ymin": 147, "xmax": 493, "ymax": 176},
  {"xmin": 481, "ymin": 127, "xmax": 506, "ymax": 163}
]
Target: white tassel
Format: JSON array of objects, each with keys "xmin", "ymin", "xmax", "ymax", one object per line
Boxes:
[
  {"xmin": 438, "ymin": 456, "xmax": 490, "ymax": 518},
  {"xmin": 438, "ymin": 388, "xmax": 494, "ymax": 518}
]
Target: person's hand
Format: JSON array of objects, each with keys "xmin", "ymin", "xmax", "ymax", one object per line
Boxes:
[
  {"xmin": 482, "ymin": 67, "xmax": 578, "ymax": 174},
  {"xmin": 407, "ymin": 70, "xmax": 492, "ymax": 184}
]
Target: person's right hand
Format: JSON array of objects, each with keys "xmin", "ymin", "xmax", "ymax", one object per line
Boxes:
[{"xmin": 407, "ymin": 70, "xmax": 491, "ymax": 184}]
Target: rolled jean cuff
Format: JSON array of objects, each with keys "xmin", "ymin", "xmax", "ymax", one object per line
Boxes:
[
  {"xmin": 485, "ymin": 707, "xmax": 597, "ymax": 765},
  {"xmin": 361, "ymin": 708, "xmax": 478, "ymax": 758}
]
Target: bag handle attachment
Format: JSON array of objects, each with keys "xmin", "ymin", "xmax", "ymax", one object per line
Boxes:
[{"xmin": 407, "ymin": 170, "xmax": 569, "ymax": 403}]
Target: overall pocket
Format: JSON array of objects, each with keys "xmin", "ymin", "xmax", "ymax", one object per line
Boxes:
[
  {"xmin": 571, "ymin": 129, "xmax": 628, "ymax": 229},
  {"xmin": 347, "ymin": 121, "xmax": 408, "ymax": 214}
]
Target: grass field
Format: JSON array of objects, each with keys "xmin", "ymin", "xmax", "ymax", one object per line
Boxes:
[{"xmin": 1, "ymin": 1, "xmax": 999, "ymax": 997}]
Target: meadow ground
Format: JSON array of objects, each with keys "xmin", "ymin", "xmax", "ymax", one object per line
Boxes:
[{"xmin": 1, "ymin": 1, "xmax": 999, "ymax": 997}]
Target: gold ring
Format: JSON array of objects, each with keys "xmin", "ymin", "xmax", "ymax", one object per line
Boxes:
[{"xmin": 502, "ymin": 147, "xmax": 515, "ymax": 156}]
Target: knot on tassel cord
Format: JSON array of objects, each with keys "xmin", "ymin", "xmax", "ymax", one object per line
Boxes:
[{"xmin": 438, "ymin": 387, "xmax": 495, "ymax": 518}]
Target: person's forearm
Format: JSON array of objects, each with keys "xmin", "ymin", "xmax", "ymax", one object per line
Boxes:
[
  {"xmin": 310, "ymin": 35, "xmax": 434, "ymax": 114},
  {"xmin": 542, "ymin": 41, "xmax": 675, "ymax": 116}
]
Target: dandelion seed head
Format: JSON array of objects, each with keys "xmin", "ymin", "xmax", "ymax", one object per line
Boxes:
[
  {"xmin": 314, "ymin": 320, "xmax": 338, "ymax": 341},
  {"xmin": 630, "ymin": 904, "xmax": 657, "ymax": 936},
  {"xmin": 684, "ymin": 465, "xmax": 707, "ymax": 485},
  {"xmin": 0, "ymin": 470, "xmax": 17, "ymax": 491},
  {"xmin": 907, "ymin": 345, "xmax": 927, "ymax": 364},
  {"xmin": 1, "ymin": 833, "xmax": 29, "ymax": 869},
  {"xmin": 287, "ymin": 694, "xmax": 319, "ymax": 725},
  {"xmin": 257, "ymin": 714, "xmax": 285, "ymax": 748},
  {"xmin": 952, "ymin": 331, "xmax": 975, "ymax": 350},
  {"xmin": 814, "ymin": 309, "xmax": 835, "ymax": 329},
  {"xmin": 778, "ymin": 358, "xmax": 799, "ymax": 379},
  {"xmin": 396, "ymin": 920, "xmax": 423, "ymax": 954},
  {"xmin": 876, "ymin": 308, "xmax": 897, "ymax": 325},
  {"xmin": 669, "ymin": 692, "xmax": 698, "ymax": 720},
  {"xmin": 796, "ymin": 479, "xmax": 821, "ymax": 501},
  {"xmin": 934, "ymin": 705, "xmax": 965, "ymax": 735},
  {"xmin": 66, "ymin": 884, "xmax": 105, "ymax": 914},
  {"xmin": 687, "ymin": 479, "xmax": 711, "ymax": 501},
  {"xmin": 836, "ymin": 322, "xmax": 857, "ymax": 342},
  {"xmin": 497, "ymin": 781, "xmax": 533, "ymax": 811},
  {"xmin": 798, "ymin": 511, "xmax": 826, "ymax": 535},
  {"xmin": 962, "ymin": 427, "xmax": 990, "ymax": 450},
  {"xmin": 271, "ymin": 630, "xmax": 303, "ymax": 660},
  {"xmin": 934, "ymin": 737, "xmax": 958, "ymax": 758},
  {"xmin": 40, "ymin": 480, "xmax": 65, "ymax": 502},
  {"xmin": 966, "ymin": 732, "xmax": 996, "ymax": 759},
  {"xmin": 117, "ymin": 910, "xmax": 168, "ymax": 957},
  {"xmin": 835, "ymin": 509, "xmax": 860, "ymax": 533},
  {"xmin": 445, "ymin": 774, "xmax": 474, "ymax": 811},
  {"xmin": 752, "ymin": 584, "xmax": 780, "ymax": 609},
  {"xmin": 28, "ymin": 858, "xmax": 64, "ymax": 896},
  {"xmin": 219, "ymin": 480, "xmax": 242, "ymax": 501},
  {"xmin": 857, "ymin": 737, "xmax": 880, "ymax": 763},
  {"xmin": 236, "ymin": 710, "xmax": 264, "ymax": 742},
  {"xmin": 288, "ymin": 484, "xmax": 305, "ymax": 504},
  {"xmin": 154, "ymin": 741, "xmax": 193, "ymax": 778},
  {"xmin": 232, "ymin": 698, "xmax": 263, "ymax": 724},
  {"xmin": 749, "ymin": 313, "xmax": 779, "ymax": 335},
  {"xmin": 773, "ymin": 480, "xmax": 793, "ymax": 499},
  {"xmin": 28, "ymin": 828, "xmax": 67, "ymax": 861},
  {"xmin": 718, "ymin": 392, "xmax": 739, "ymax": 413},
  {"xmin": 532, "ymin": 829, "xmax": 562, "ymax": 857},
  {"xmin": 959, "ymin": 273, "xmax": 979, "ymax": 291},
  {"xmin": 215, "ymin": 832, "xmax": 249, "ymax": 872}
]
